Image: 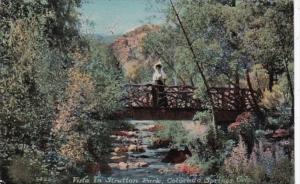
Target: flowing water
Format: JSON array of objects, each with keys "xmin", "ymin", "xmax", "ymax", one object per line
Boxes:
[
  {"xmin": 110, "ymin": 121, "xmax": 175, "ymax": 179},
  {"xmin": 97, "ymin": 120, "xmax": 198, "ymax": 184},
  {"xmin": 95, "ymin": 121, "xmax": 209, "ymax": 184}
]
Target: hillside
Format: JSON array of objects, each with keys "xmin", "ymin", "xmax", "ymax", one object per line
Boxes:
[{"xmin": 111, "ymin": 24, "xmax": 160, "ymax": 82}]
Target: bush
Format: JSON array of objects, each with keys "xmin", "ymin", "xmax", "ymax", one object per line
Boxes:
[
  {"xmin": 187, "ymin": 126, "xmax": 235, "ymax": 174},
  {"xmin": 156, "ymin": 121, "xmax": 190, "ymax": 147},
  {"xmin": 220, "ymin": 137, "xmax": 294, "ymax": 184},
  {"xmin": 0, "ymin": 1, "xmax": 124, "ymax": 182},
  {"xmin": 270, "ymin": 158, "xmax": 294, "ymax": 184},
  {"xmin": 220, "ymin": 138, "xmax": 268, "ymax": 184},
  {"xmin": 223, "ymin": 136, "xmax": 248, "ymax": 175},
  {"xmin": 228, "ymin": 112, "xmax": 256, "ymax": 154},
  {"xmin": 8, "ymin": 156, "xmax": 38, "ymax": 184}
]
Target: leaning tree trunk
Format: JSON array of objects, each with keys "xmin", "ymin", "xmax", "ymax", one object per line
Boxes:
[
  {"xmin": 246, "ymin": 69, "xmax": 265, "ymax": 128},
  {"xmin": 283, "ymin": 58, "xmax": 294, "ymax": 125},
  {"xmin": 169, "ymin": 0, "xmax": 217, "ymax": 138},
  {"xmin": 268, "ymin": 70, "xmax": 274, "ymax": 92},
  {"xmin": 234, "ymin": 64, "xmax": 243, "ymax": 109}
]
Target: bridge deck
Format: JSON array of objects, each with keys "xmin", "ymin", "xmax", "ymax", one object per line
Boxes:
[
  {"xmin": 115, "ymin": 108, "xmax": 243, "ymax": 123},
  {"xmin": 114, "ymin": 84, "xmax": 259, "ymax": 122}
]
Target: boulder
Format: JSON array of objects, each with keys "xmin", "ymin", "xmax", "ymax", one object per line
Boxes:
[
  {"xmin": 162, "ymin": 147, "xmax": 192, "ymax": 163},
  {"xmin": 127, "ymin": 138, "xmax": 139, "ymax": 144},
  {"xmin": 113, "ymin": 131, "xmax": 137, "ymax": 138},
  {"xmin": 128, "ymin": 144, "xmax": 145, "ymax": 152},
  {"xmin": 143, "ymin": 124, "xmax": 164, "ymax": 132},
  {"xmin": 100, "ymin": 164, "xmax": 112, "ymax": 174},
  {"xmin": 86, "ymin": 162, "xmax": 111, "ymax": 175},
  {"xmin": 118, "ymin": 162, "xmax": 129, "ymax": 170},
  {"xmin": 118, "ymin": 161, "xmax": 149, "ymax": 170},
  {"xmin": 134, "ymin": 161, "xmax": 149, "ymax": 168},
  {"xmin": 108, "ymin": 163, "xmax": 118, "ymax": 169},
  {"xmin": 158, "ymin": 168, "xmax": 174, "ymax": 174},
  {"xmin": 110, "ymin": 155, "xmax": 128, "ymax": 163},
  {"xmin": 148, "ymin": 137, "xmax": 171, "ymax": 149},
  {"xmin": 128, "ymin": 144, "xmax": 137, "ymax": 151},
  {"xmin": 127, "ymin": 131, "xmax": 138, "ymax": 137},
  {"xmin": 114, "ymin": 146, "xmax": 128, "ymax": 153}
]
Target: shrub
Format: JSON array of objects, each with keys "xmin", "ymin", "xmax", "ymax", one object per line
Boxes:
[
  {"xmin": 187, "ymin": 126, "xmax": 235, "ymax": 174},
  {"xmin": 223, "ymin": 136, "xmax": 248, "ymax": 175},
  {"xmin": 8, "ymin": 156, "xmax": 37, "ymax": 184},
  {"xmin": 228, "ymin": 112, "xmax": 255, "ymax": 154},
  {"xmin": 220, "ymin": 139, "xmax": 269, "ymax": 184},
  {"xmin": 221, "ymin": 137, "xmax": 294, "ymax": 184},
  {"xmin": 260, "ymin": 85, "xmax": 286, "ymax": 110},
  {"xmin": 156, "ymin": 121, "xmax": 190, "ymax": 147},
  {"xmin": 270, "ymin": 159, "xmax": 294, "ymax": 184},
  {"xmin": 193, "ymin": 110, "xmax": 213, "ymax": 124},
  {"xmin": 228, "ymin": 112, "xmax": 254, "ymax": 133}
]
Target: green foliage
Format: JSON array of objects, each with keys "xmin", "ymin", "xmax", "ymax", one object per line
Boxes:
[
  {"xmin": 146, "ymin": 0, "xmax": 293, "ymax": 103},
  {"xmin": 0, "ymin": 0, "xmax": 294, "ymax": 182},
  {"xmin": 270, "ymin": 158, "xmax": 294, "ymax": 184},
  {"xmin": 219, "ymin": 137, "xmax": 294, "ymax": 184},
  {"xmin": 156, "ymin": 121, "xmax": 190, "ymax": 147},
  {"xmin": 260, "ymin": 85, "xmax": 286, "ymax": 110},
  {"xmin": 199, "ymin": 128, "xmax": 235, "ymax": 174},
  {"xmin": 8, "ymin": 156, "xmax": 39, "ymax": 184},
  {"xmin": 84, "ymin": 38, "xmax": 124, "ymax": 117},
  {"xmin": 261, "ymin": 77, "xmax": 293, "ymax": 129},
  {"xmin": 193, "ymin": 111, "xmax": 213, "ymax": 124},
  {"xmin": 144, "ymin": 0, "xmax": 294, "ymax": 180},
  {"xmin": 255, "ymin": 129, "xmax": 266, "ymax": 138},
  {"xmin": 0, "ymin": 1, "xmax": 124, "ymax": 183},
  {"xmin": 184, "ymin": 125, "xmax": 235, "ymax": 174},
  {"xmin": 143, "ymin": 25, "xmax": 201, "ymax": 86},
  {"xmin": 155, "ymin": 120, "xmax": 234, "ymax": 173}
]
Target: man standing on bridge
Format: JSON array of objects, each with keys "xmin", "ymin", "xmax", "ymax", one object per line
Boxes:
[{"xmin": 152, "ymin": 61, "xmax": 167, "ymax": 107}]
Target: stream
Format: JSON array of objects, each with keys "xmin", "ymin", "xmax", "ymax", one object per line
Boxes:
[
  {"xmin": 111, "ymin": 121, "xmax": 173, "ymax": 176},
  {"xmin": 104, "ymin": 120, "xmax": 197, "ymax": 183}
]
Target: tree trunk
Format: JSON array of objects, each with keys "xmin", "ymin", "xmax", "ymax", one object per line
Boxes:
[
  {"xmin": 235, "ymin": 65, "xmax": 240, "ymax": 87},
  {"xmin": 170, "ymin": 0, "xmax": 217, "ymax": 138},
  {"xmin": 169, "ymin": 0, "xmax": 210, "ymax": 90},
  {"xmin": 254, "ymin": 69, "xmax": 263, "ymax": 94},
  {"xmin": 234, "ymin": 64, "xmax": 243, "ymax": 109},
  {"xmin": 283, "ymin": 59, "xmax": 294, "ymax": 125},
  {"xmin": 173, "ymin": 74, "xmax": 178, "ymax": 85},
  {"xmin": 268, "ymin": 71, "xmax": 274, "ymax": 91},
  {"xmin": 190, "ymin": 76, "xmax": 195, "ymax": 87},
  {"xmin": 246, "ymin": 69, "xmax": 264, "ymax": 128},
  {"xmin": 231, "ymin": 0, "xmax": 236, "ymax": 7}
]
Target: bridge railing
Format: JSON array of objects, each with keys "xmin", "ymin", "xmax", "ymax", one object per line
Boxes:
[
  {"xmin": 122, "ymin": 84, "xmax": 203, "ymax": 110},
  {"xmin": 209, "ymin": 87, "xmax": 259, "ymax": 111},
  {"xmin": 122, "ymin": 84, "xmax": 259, "ymax": 111}
]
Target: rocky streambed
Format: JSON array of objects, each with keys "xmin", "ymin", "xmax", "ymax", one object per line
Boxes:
[{"xmin": 105, "ymin": 120, "xmax": 202, "ymax": 183}]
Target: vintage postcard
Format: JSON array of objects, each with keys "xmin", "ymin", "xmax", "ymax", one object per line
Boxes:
[{"xmin": 0, "ymin": 0, "xmax": 294, "ymax": 183}]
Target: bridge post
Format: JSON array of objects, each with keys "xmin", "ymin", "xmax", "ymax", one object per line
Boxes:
[{"xmin": 152, "ymin": 85, "xmax": 158, "ymax": 108}]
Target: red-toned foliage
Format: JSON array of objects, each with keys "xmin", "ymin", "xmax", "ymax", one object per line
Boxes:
[
  {"xmin": 228, "ymin": 112, "xmax": 252, "ymax": 132},
  {"xmin": 175, "ymin": 163, "xmax": 202, "ymax": 175},
  {"xmin": 272, "ymin": 129, "xmax": 289, "ymax": 138}
]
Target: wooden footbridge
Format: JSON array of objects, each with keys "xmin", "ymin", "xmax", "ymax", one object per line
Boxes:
[{"xmin": 113, "ymin": 84, "xmax": 259, "ymax": 123}]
